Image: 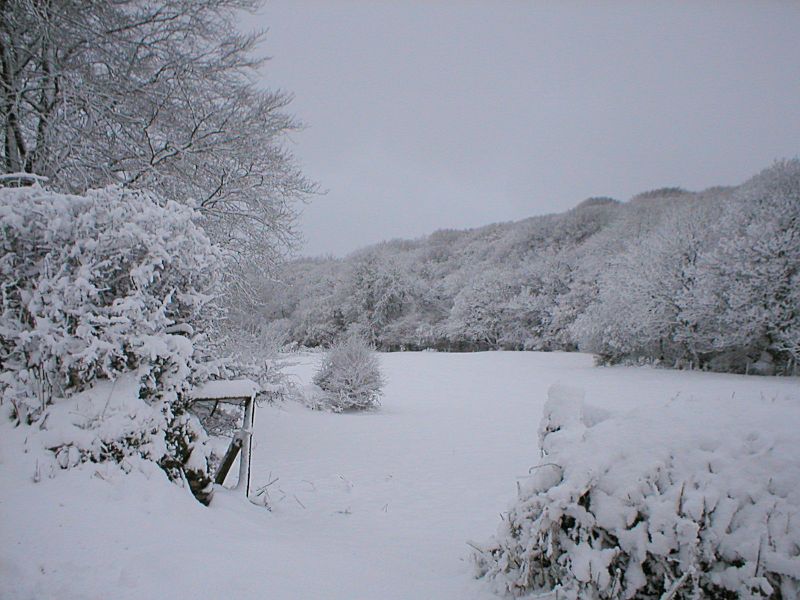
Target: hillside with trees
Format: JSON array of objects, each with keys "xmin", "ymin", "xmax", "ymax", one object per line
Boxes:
[{"xmin": 257, "ymin": 161, "xmax": 799, "ymax": 375}]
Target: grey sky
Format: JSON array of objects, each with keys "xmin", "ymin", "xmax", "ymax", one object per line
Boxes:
[{"xmin": 248, "ymin": 1, "xmax": 800, "ymax": 257}]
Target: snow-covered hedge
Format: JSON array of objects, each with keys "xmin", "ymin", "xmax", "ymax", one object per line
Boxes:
[
  {"xmin": 0, "ymin": 186, "xmax": 225, "ymax": 502},
  {"xmin": 312, "ymin": 335, "xmax": 384, "ymax": 411},
  {"xmin": 474, "ymin": 385, "xmax": 800, "ymax": 599}
]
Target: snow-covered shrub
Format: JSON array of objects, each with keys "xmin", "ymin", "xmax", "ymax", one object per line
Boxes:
[
  {"xmin": 0, "ymin": 186, "xmax": 225, "ymax": 502},
  {"xmin": 27, "ymin": 373, "xmax": 215, "ymax": 501},
  {"xmin": 312, "ymin": 335, "xmax": 384, "ymax": 411},
  {"xmin": 474, "ymin": 385, "xmax": 800, "ymax": 599}
]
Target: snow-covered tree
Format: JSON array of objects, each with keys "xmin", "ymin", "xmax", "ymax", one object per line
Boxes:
[
  {"xmin": 699, "ymin": 160, "xmax": 800, "ymax": 373},
  {"xmin": 446, "ymin": 270, "xmax": 516, "ymax": 349},
  {"xmin": 342, "ymin": 254, "xmax": 411, "ymax": 347},
  {"xmin": 286, "ymin": 260, "xmax": 349, "ymax": 347},
  {"xmin": 0, "ymin": 0, "xmax": 314, "ymax": 261},
  {"xmin": 573, "ymin": 198, "xmax": 722, "ymax": 366}
]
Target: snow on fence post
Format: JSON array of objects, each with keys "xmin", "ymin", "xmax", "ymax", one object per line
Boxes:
[
  {"xmin": 190, "ymin": 379, "xmax": 259, "ymax": 498},
  {"xmin": 236, "ymin": 393, "xmax": 256, "ymax": 496}
]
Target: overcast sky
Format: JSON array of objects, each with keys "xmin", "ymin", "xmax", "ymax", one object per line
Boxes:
[{"xmin": 248, "ymin": 1, "xmax": 800, "ymax": 257}]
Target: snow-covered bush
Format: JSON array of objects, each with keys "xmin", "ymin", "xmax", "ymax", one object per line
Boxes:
[
  {"xmin": 0, "ymin": 186, "xmax": 225, "ymax": 502},
  {"xmin": 25, "ymin": 372, "xmax": 215, "ymax": 500},
  {"xmin": 474, "ymin": 385, "xmax": 800, "ymax": 599},
  {"xmin": 312, "ymin": 335, "xmax": 384, "ymax": 411}
]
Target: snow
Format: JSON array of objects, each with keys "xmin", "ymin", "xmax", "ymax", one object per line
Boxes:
[
  {"xmin": 481, "ymin": 382, "xmax": 800, "ymax": 597},
  {"xmin": 0, "ymin": 172, "xmax": 48, "ymax": 182},
  {"xmin": 191, "ymin": 379, "xmax": 259, "ymax": 401},
  {"xmin": 3, "ymin": 351, "xmax": 800, "ymax": 599},
  {"xmin": 17, "ymin": 373, "xmax": 170, "ymax": 470}
]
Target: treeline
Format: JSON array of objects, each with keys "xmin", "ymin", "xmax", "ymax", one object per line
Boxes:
[{"xmin": 255, "ymin": 160, "xmax": 799, "ymax": 375}]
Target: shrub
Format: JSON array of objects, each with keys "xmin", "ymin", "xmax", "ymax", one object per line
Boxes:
[
  {"xmin": 312, "ymin": 335, "xmax": 384, "ymax": 411},
  {"xmin": 0, "ymin": 185, "xmax": 225, "ymax": 502},
  {"xmin": 473, "ymin": 385, "xmax": 800, "ymax": 599}
]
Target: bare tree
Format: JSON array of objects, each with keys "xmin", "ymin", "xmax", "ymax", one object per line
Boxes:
[{"xmin": 0, "ymin": 0, "xmax": 314, "ymax": 261}]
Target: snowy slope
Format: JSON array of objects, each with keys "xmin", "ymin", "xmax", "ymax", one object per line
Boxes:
[{"xmin": 2, "ymin": 351, "xmax": 799, "ymax": 599}]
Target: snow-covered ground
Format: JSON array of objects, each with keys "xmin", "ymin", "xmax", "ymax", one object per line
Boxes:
[{"xmin": 2, "ymin": 351, "xmax": 799, "ymax": 599}]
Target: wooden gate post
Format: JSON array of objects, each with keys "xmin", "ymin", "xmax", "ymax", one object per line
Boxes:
[
  {"xmin": 190, "ymin": 379, "xmax": 259, "ymax": 498},
  {"xmin": 235, "ymin": 394, "xmax": 256, "ymax": 496}
]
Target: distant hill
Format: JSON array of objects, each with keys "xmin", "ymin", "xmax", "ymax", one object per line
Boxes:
[{"xmin": 246, "ymin": 160, "xmax": 799, "ymax": 375}]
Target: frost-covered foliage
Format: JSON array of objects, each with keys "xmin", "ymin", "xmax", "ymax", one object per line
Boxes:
[
  {"xmin": 312, "ymin": 335, "xmax": 384, "ymax": 411},
  {"xmin": 18, "ymin": 373, "xmax": 215, "ymax": 503},
  {"xmin": 0, "ymin": 185, "xmax": 223, "ymax": 412},
  {"xmin": 571, "ymin": 198, "xmax": 720, "ymax": 368},
  {"xmin": 447, "ymin": 270, "xmax": 517, "ymax": 349},
  {"xmin": 703, "ymin": 160, "xmax": 800, "ymax": 372},
  {"xmin": 572, "ymin": 161, "xmax": 800, "ymax": 374},
  {"xmin": 0, "ymin": 186, "xmax": 225, "ymax": 501},
  {"xmin": 474, "ymin": 385, "xmax": 800, "ymax": 599},
  {"xmin": 1, "ymin": 0, "xmax": 318, "ymax": 344},
  {"xmin": 0, "ymin": 0, "xmax": 314, "ymax": 265},
  {"xmin": 256, "ymin": 159, "xmax": 798, "ymax": 375},
  {"xmin": 253, "ymin": 202, "xmax": 624, "ymax": 352}
]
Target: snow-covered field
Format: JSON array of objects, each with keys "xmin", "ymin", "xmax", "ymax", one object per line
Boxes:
[{"xmin": 2, "ymin": 351, "xmax": 799, "ymax": 599}]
